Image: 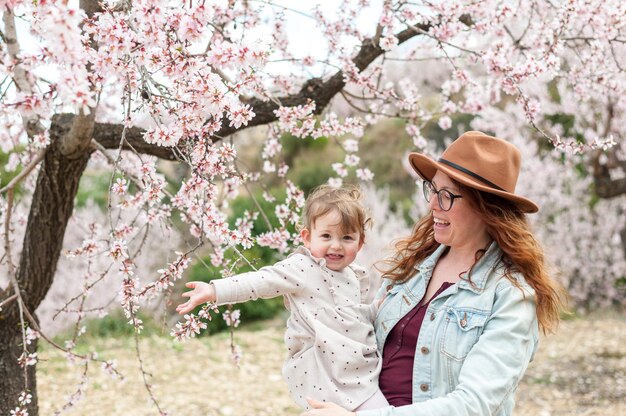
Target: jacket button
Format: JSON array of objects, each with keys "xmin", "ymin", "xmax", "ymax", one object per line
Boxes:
[
  {"xmin": 430, "ymin": 313, "xmax": 435, "ymax": 321},
  {"xmin": 420, "ymin": 346, "xmax": 429, "ymax": 354},
  {"xmin": 420, "ymin": 383, "xmax": 429, "ymax": 392}
]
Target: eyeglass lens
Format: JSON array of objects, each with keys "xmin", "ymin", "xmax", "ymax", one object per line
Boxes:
[{"xmin": 423, "ymin": 181, "xmax": 455, "ymax": 211}]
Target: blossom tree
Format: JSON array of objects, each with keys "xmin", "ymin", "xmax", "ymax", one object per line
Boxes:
[{"xmin": 0, "ymin": 0, "xmax": 625, "ymax": 414}]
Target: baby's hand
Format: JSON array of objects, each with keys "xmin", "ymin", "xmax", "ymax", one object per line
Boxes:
[{"xmin": 175, "ymin": 281, "xmax": 216, "ymax": 315}]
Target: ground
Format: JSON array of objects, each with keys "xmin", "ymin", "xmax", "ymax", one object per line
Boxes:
[{"xmin": 38, "ymin": 311, "xmax": 625, "ymax": 415}]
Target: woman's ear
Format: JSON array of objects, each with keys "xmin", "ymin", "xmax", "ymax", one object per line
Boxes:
[{"xmin": 300, "ymin": 228, "xmax": 312, "ymax": 249}]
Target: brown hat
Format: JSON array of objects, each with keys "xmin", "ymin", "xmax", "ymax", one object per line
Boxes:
[{"xmin": 408, "ymin": 131, "xmax": 539, "ymax": 213}]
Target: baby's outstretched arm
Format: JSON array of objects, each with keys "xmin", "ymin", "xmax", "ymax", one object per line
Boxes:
[{"xmin": 176, "ymin": 281, "xmax": 216, "ymax": 315}]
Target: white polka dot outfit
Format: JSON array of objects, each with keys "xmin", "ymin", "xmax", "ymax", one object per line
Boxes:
[{"xmin": 211, "ymin": 246, "xmax": 381, "ymax": 410}]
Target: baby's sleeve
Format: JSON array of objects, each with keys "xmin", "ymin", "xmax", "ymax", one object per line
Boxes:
[{"xmin": 211, "ymin": 255, "xmax": 307, "ymax": 305}]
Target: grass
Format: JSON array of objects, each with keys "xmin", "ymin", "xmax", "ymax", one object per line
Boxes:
[{"xmin": 37, "ymin": 311, "xmax": 626, "ymax": 416}]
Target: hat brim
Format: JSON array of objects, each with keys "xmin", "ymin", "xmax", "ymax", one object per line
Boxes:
[{"xmin": 409, "ymin": 153, "xmax": 539, "ymax": 214}]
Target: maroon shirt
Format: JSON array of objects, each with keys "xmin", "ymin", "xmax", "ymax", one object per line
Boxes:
[{"xmin": 379, "ymin": 282, "xmax": 453, "ymax": 406}]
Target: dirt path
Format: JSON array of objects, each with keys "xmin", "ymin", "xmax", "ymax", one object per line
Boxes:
[{"xmin": 38, "ymin": 312, "xmax": 625, "ymax": 415}]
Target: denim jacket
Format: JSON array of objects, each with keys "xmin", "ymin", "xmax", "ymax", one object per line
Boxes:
[{"xmin": 357, "ymin": 242, "xmax": 539, "ymax": 416}]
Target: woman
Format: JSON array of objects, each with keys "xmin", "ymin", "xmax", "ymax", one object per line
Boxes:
[{"xmin": 301, "ymin": 131, "xmax": 567, "ymax": 416}]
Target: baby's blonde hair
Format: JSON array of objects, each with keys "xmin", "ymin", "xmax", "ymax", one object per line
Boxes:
[{"xmin": 301, "ymin": 185, "xmax": 372, "ymax": 243}]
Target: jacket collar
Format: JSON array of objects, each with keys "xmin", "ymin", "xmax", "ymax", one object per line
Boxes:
[{"xmin": 418, "ymin": 241, "xmax": 503, "ymax": 294}]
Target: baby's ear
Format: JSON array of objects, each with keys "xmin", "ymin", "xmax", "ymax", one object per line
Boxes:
[{"xmin": 300, "ymin": 228, "xmax": 312, "ymax": 248}]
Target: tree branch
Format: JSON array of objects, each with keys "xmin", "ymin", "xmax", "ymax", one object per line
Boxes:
[
  {"xmin": 71, "ymin": 21, "xmax": 432, "ymax": 159},
  {"xmin": 79, "ymin": 0, "xmax": 104, "ymax": 18},
  {"xmin": 56, "ymin": 0, "xmax": 106, "ymax": 159},
  {"xmin": 594, "ymin": 177, "xmax": 626, "ymax": 199},
  {"xmin": 2, "ymin": 9, "xmax": 45, "ymax": 138},
  {"xmin": 0, "ymin": 150, "xmax": 46, "ymax": 194},
  {"xmin": 52, "ymin": 114, "xmax": 181, "ymax": 161},
  {"xmin": 60, "ymin": 111, "xmax": 97, "ymax": 159},
  {"xmin": 590, "ymin": 101, "xmax": 625, "ymax": 198}
]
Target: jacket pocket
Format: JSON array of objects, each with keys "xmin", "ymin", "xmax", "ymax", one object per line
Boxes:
[{"xmin": 440, "ymin": 307, "xmax": 488, "ymax": 361}]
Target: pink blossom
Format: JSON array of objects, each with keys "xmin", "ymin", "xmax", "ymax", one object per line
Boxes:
[
  {"xmin": 223, "ymin": 309, "xmax": 241, "ymax": 327},
  {"xmin": 31, "ymin": 132, "xmax": 51, "ymax": 149},
  {"xmin": 111, "ymin": 178, "xmax": 128, "ymax": 195},
  {"xmin": 143, "ymin": 125, "xmax": 183, "ymax": 147},
  {"xmin": 108, "ymin": 240, "xmax": 128, "ymax": 260},
  {"xmin": 438, "ymin": 116, "xmax": 452, "ymax": 130},
  {"xmin": 441, "ymin": 100, "xmax": 457, "ymax": 114},
  {"xmin": 342, "ymin": 139, "xmax": 359, "ymax": 153},
  {"xmin": 171, "ymin": 303, "xmax": 219, "ymax": 342},
  {"xmin": 17, "ymin": 352, "xmax": 38, "ymax": 367},
  {"xmin": 57, "ymin": 73, "xmax": 97, "ymax": 114},
  {"xmin": 177, "ymin": 8, "xmax": 209, "ymax": 42},
  {"xmin": 9, "ymin": 407, "xmax": 28, "ymax": 416},
  {"xmin": 379, "ymin": 35, "xmax": 398, "ymax": 51},
  {"xmin": 24, "ymin": 327, "xmax": 39, "ymax": 345},
  {"xmin": 356, "ymin": 168, "xmax": 374, "ymax": 181},
  {"xmin": 286, "ymin": 181, "xmax": 305, "ymax": 209},
  {"xmin": 262, "ymin": 138, "xmax": 282, "ymax": 159},
  {"xmin": 11, "ymin": 92, "xmax": 50, "ymax": 118},
  {"xmin": 113, "ymin": 224, "xmax": 135, "ymax": 239},
  {"xmin": 275, "ymin": 204, "xmax": 290, "ymax": 221},
  {"xmin": 18, "ymin": 391, "xmax": 32, "ymax": 406},
  {"xmin": 277, "ymin": 164, "xmax": 289, "ymax": 177},
  {"xmin": 118, "ymin": 259, "xmax": 135, "ymax": 276},
  {"xmin": 256, "ymin": 229, "xmax": 291, "ymax": 252},
  {"xmin": 0, "ymin": 0, "xmax": 22, "ymax": 9},
  {"xmin": 262, "ymin": 192, "xmax": 276, "ymax": 203},
  {"xmin": 262, "ymin": 161, "xmax": 276, "ymax": 173},
  {"xmin": 302, "ymin": 56, "xmax": 316, "ymax": 66},
  {"xmin": 219, "ymin": 144, "xmax": 237, "ymax": 162},
  {"xmin": 328, "ymin": 178, "xmax": 343, "ymax": 188},
  {"xmin": 65, "ymin": 238, "xmax": 99, "ymax": 257},
  {"xmin": 228, "ymin": 104, "xmax": 255, "ymax": 129},
  {"xmin": 332, "ymin": 163, "xmax": 349, "ymax": 178},
  {"xmin": 344, "ymin": 154, "xmax": 360, "ymax": 166}
]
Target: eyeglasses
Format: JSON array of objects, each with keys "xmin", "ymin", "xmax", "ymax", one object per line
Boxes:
[{"xmin": 422, "ymin": 180, "xmax": 463, "ymax": 211}]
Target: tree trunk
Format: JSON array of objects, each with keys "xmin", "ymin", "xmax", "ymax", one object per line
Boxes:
[
  {"xmin": 0, "ymin": 131, "xmax": 91, "ymax": 415},
  {"xmin": 0, "ymin": 319, "xmax": 39, "ymax": 414}
]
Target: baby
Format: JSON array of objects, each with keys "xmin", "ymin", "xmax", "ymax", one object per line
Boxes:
[{"xmin": 176, "ymin": 185, "xmax": 387, "ymax": 411}]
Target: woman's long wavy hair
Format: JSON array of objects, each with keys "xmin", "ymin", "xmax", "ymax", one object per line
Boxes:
[{"xmin": 382, "ymin": 181, "xmax": 568, "ymax": 334}]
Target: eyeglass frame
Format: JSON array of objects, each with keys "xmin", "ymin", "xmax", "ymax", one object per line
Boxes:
[{"xmin": 422, "ymin": 180, "xmax": 463, "ymax": 211}]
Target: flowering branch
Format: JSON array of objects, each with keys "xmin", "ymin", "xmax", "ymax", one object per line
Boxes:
[
  {"xmin": 132, "ymin": 329, "xmax": 167, "ymax": 415},
  {"xmin": 53, "ymin": 20, "xmax": 436, "ymax": 161}
]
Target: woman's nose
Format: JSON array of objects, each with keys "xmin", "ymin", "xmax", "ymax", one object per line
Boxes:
[{"xmin": 428, "ymin": 193, "xmax": 439, "ymax": 210}]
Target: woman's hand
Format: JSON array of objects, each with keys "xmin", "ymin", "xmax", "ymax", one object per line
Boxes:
[
  {"xmin": 299, "ymin": 398, "xmax": 356, "ymax": 416},
  {"xmin": 175, "ymin": 281, "xmax": 216, "ymax": 314}
]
